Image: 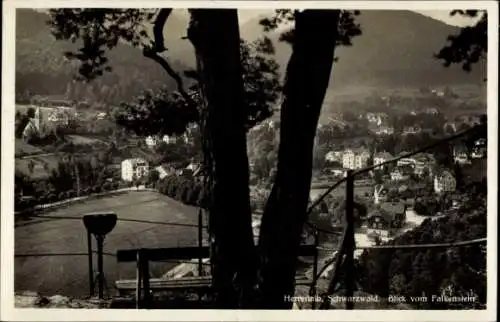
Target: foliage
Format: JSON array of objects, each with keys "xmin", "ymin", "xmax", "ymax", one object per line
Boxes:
[
  {"xmin": 357, "ymin": 188, "xmax": 486, "ymax": 309},
  {"xmin": 47, "ymin": 9, "xmax": 281, "ymax": 136},
  {"xmin": 435, "ymin": 11, "xmax": 487, "ymax": 75},
  {"xmin": 155, "ymin": 175, "xmax": 207, "ymax": 208},
  {"xmin": 259, "ymin": 9, "xmax": 362, "ymax": 54},
  {"xmin": 16, "ymin": 9, "xmax": 184, "ymax": 104}
]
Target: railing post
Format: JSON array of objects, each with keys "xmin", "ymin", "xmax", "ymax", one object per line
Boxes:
[
  {"xmin": 311, "ymin": 229, "xmax": 319, "ymax": 309},
  {"xmin": 198, "ymin": 208, "xmax": 203, "ymax": 276},
  {"xmin": 141, "ymin": 250, "xmax": 151, "ymax": 308},
  {"xmin": 136, "ymin": 250, "xmax": 143, "ymax": 309},
  {"xmin": 96, "ymin": 234, "xmax": 105, "ymax": 299},
  {"xmin": 87, "ymin": 229, "xmax": 94, "ymax": 298},
  {"xmin": 345, "ymin": 170, "xmax": 355, "ymax": 310}
]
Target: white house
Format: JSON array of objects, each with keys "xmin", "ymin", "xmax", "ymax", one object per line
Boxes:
[
  {"xmin": 343, "ymin": 148, "xmax": 371, "ymax": 170},
  {"xmin": 374, "ymin": 126, "xmax": 394, "ymax": 136},
  {"xmin": 96, "ymin": 112, "xmax": 107, "ymax": 120},
  {"xmin": 453, "ymin": 147, "xmax": 470, "ymax": 164},
  {"xmin": 390, "ymin": 168, "xmax": 408, "ymax": 181},
  {"xmin": 155, "ymin": 165, "xmax": 172, "ymax": 179},
  {"xmin": 396, "ymin": 152, "xmax": 416, "ymax": 168},
  {"xmin": 121, "ymin": 158, "xmax": 149, "ymax": 182},
  {"xmin": 325, "ymin": 150, "xmax": 343, "ymax": 163},
  {"xmin": 355, "ymin": 151, "xmax": 371, "ymax": 169},
  {"xmin": 402, "ymin": 126, "xmax": 422, "ymax": 135},
  {"xmin": 330, "ymin": 168, "xmax": 345, "ymax": 177},
  {"xmin": 434, "ymin": 170, "xmax": 456, "ymax": 193},
  {"xmin": 145, "ymin": 136, "xmax": 159, "ymax": 147},
  {"xmin": 342, "ymin": 149, "xmax": 356, "ymax": 169}
]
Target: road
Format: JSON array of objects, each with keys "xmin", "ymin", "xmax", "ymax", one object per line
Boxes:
[{"xmin": 14, "ymin": 191, "xmax": 206, "ymax": 298}]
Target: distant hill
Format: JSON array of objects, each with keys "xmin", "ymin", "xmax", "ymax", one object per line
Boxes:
[
  {"xmin": 240, "ymin": 10, "xmax": 484, "ymax": 91},
  {"xmin": 16, "ymin": 9, "xmax": 484, "ymax": 105},
  {"xmin": 15, "ymin": 9, "xmax": 190, "ymax": 105}
]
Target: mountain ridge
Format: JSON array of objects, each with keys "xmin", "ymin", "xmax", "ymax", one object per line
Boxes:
[{"xmin": 16, "ymin": 9, "xmax": 483, "ymax": 102}]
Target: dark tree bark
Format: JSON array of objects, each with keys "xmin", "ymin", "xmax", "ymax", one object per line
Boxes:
[
  {"xmin": 258, "ymin": 10, "xmax": 341, "ymax": 308},
  {"xmin": 187, "ymin": 9, "xmax": 258, "ymax": 308}
]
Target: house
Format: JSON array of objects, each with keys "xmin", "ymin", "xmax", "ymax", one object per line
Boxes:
[
  {"xmin": 145, "ymin": 136, "xmax": 159, "ymax": 147},
  {"xmin": 366, "ymin": 113, "xmax": 385, "ymax": 126},
  {"xmin": 402, "ymin": 126, "xmax": 422, "ymax": 135},
  {"xmin": 325, "ymin": 150, "xmax": 343, "ymax": 163},
  {"xmin": 374, "ymin": 126, "xmax": 394, "ymax": 135},
  {"xmin": 355, "ymin": 150, "xmax": 371, "ymax": 169},
  {"xmin": 342, "ymin": 148, "xmax": 371, "ymax": 170},
  {"xmin": 96, "ymin": 112, "xmax": 107, "ymax": 120},
  {"xmin": 162, "ymin": 135, "xmax": 178, "ymax": 145},
  {"xmin": 342, "ymin": 149, "xmax": 356, "ymax": 169},
  {"xmin": 434, "ymin": 170, "xmax": 456, "ymax": 194},
  {"xmin": 470, "ymin": 138, "xmax": 487, "ymax": 159},
  {"xmin": 365, "ymin": 202, "xmax": 406, "ymax": 230},
  {"xmin": 425, "ymin": 107, "xmax": 439, "ymax": 115},
  {"xmin": 48, "ymin": 111, "xmax": 71, "ymax": 125},
  {"xmin": 390, "ymin": 168, "xmax": 409, "ymax": 181},
  {"xmin": 121, "ymin": 158, "xmax": 149, "ymax": 182},
  {"xmin": 373, "ymin": 152, "xmax": 393, "ymax": 171},
  {"xmin": 155, "ymin": 165, "xmax": 172, "ymax": 179},
  {"xmin": 453, "ymin": 146, "xmax": 471, "ymax": 164},
  {"xmin": 396, "ymin": 152, "xmax": 416, "ymax": 168}
]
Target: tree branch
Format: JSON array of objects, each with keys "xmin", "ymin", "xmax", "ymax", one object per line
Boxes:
[
  {"xmin": 143, "ymin": 8, "xmax": 198, "ymax": 111},
  {"xmin": 153, "ymin": 9, "xmax": 172, "ymax": 52}
]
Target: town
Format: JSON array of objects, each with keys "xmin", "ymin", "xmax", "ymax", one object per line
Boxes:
[{"xmin": 15, "ymin": 87, "xmax": 487, "ymax": 255}]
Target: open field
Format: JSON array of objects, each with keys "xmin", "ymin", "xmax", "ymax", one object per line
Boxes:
[{"xmin": 15, "ymin": 191, "xmax": 206, "ymax": 298}]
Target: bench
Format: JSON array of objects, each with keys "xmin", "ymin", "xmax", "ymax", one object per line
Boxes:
[{"xmin": 115, "ymin": 245, "xmax": 318, "ymax": 308}]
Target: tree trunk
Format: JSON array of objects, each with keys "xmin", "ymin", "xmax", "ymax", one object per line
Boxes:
[
  {"xmin": 258, "ymin": 10, "xmax": 341, "ymax": 308},
  {"xmin": 187, "ymin": 9, "xmax": 258, "ymax": 308}
]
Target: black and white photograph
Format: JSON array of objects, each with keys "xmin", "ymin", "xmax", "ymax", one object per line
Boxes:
[{"xmin": 1, "ymin": 1, "xmax": 497, "ymax": 321}]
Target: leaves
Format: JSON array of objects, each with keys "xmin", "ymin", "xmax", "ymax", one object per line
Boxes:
[
  {"xmin": 259, "ymin": 9, "xmax": 362, "ymax": 52},
  {"xmin": 48, "ymin": 9, "xmax": 155, "ymax": 81},
  {"xmin": 435, "ymin": 10, "xmax": 487, "ymax": 75}
]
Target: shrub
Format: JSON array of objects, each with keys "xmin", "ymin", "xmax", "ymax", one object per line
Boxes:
[
  {"xmin": 188, "ymin": 184, "xmax": 202, "ymax": 205},
  {"xmin": 47, "ymin": 193, "xmax": 57, "ymax": 203},
  {"xmin": 181, "ymin": 185, "xmax": 192, "ymax": 204},
  {"xmin": 102, "ymin": 182, "xmax": 111, "ymax": 191},
  {"xmin": 167, "ymin": 180, "xmax": 178, "ymax": 198}
]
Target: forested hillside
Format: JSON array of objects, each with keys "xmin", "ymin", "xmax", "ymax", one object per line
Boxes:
[
  {"xmin": 356, "ymin": 185, "xmax": 487, "ymax": 309},
  {"xmin": 16, "ymin": 9, "xmax": 189, "ymax": 105}
]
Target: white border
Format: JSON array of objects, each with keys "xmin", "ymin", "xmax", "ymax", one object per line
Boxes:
[{"xmin": 2, "ymin": 1, "xmax": 498, "ymax": 321}]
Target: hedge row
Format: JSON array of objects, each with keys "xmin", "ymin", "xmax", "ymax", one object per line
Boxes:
[
  {"xmin": 156, "ymin": 175, "xmax": 209, "ymax": 208},
  {"xmin": 15, "ymin": 180, "xmax": 129, "ymax": 211}
]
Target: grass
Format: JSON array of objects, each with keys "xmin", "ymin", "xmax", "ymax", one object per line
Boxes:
[{"xmin": 15, "ymin": 191, "xmax": 203, "ymax": 298}]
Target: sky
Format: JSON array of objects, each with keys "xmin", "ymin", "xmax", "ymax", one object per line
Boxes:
[{"xmin": 237, "ymin": 9, "xmax": 481, "ymax": 27}]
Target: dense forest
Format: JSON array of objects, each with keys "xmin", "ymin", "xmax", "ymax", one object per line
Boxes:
[{"xmin": 356, "ymin": 183, "xmax": 487, "ymax": 309}]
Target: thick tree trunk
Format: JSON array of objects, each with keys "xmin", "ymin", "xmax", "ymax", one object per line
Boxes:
[
  {"xmin": 258, "ymin": 10, "xmax": 341, "ymax": 308},
  {"xmin": 187, "ymin": 9, "xmax": 258, "ymax": 308}
]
